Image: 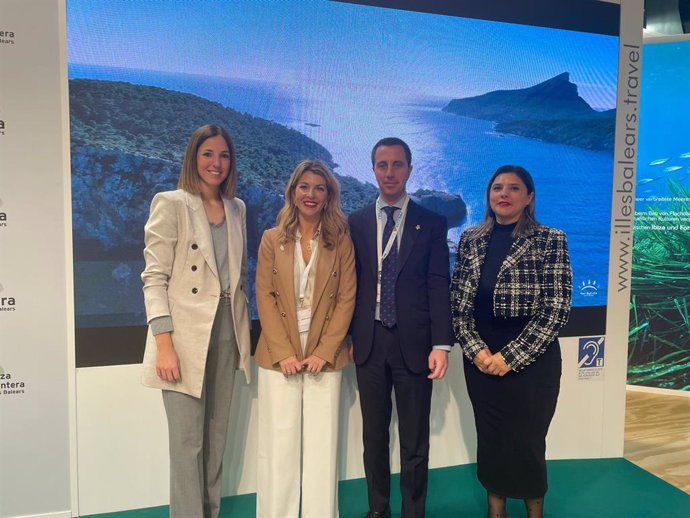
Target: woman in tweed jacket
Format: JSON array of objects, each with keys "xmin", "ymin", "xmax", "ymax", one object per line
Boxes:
[{"xmin": 451, "ymin": 165, "xmax": 572, "ymax": 518}]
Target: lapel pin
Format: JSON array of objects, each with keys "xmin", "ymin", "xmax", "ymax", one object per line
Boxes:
[{"xmin": 416, "ymin": 224, "xmax": 421, "ymax": 230}]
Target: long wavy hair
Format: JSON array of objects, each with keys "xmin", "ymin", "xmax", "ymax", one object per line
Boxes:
[
  {"xmin": 470, "ymin": 165, "xmax": 539, "ymax": 238},
  {"xmin": 177, "ymin": 124, "xmax": 238, "ymax": 198},
  {"xmin": 276, "ymin": 160, "xmax": 348, "ymax": 249}
]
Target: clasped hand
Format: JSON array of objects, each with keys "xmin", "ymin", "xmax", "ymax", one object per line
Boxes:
[
  {"xmin": 473, "ymin": 348, "xmax": 511, "ymax": 376},
  {"xmin": 279, "ymin": 355, "xmax": 327, "ymax": 376}
]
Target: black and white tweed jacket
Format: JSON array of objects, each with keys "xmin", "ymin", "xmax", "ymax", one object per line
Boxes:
[{"xmin": 450, "ymin": 223, "xmax": 572, "ymax": 371}]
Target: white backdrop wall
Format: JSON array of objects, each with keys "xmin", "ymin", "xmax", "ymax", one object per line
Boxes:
[
  {"xmin": 74, "ymin": 336, "xmax": 614, "ymax": 515},
  {"xmin": 0, "ymin": 0, "xmax": 642, "ymax": 517},
  {"xmin": 0, "ymin": 1, "xmax": 72, "ymax": 517}
]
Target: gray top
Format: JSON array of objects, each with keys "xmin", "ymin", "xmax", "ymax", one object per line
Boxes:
[
  {"xmin": 211, "ymin": 219, "xmax": 231, "ymax": 293},
  {"xmin": 150, "ymin": 219, "xmax": 231, "ymax": 335}
]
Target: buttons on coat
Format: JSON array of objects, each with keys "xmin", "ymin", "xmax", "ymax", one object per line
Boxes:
[
  {"xmin": 191, "ymin": 243, "xmax": 198, "ymax": 250},
  {"xmin": 191, "ymin": 265, "xmax": 197, "ymax": 272},
  {"xmin": 280, "ymin": 312, "xmax": 286, "ymax": 317},
  {"xmin": 192, "ymin": 288, "xmax": 198, "ymax": 294},
  {"xmin": 329, "ymin": 293, "xmax": 334, "ymax": 298}
]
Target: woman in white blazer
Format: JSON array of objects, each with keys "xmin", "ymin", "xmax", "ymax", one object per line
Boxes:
[{"xmin": 141, "ymin": 124, "xmax": 251, "ymax": 518}]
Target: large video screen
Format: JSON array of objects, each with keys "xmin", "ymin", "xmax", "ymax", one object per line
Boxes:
[
  {"xmin": 67, "ymin": 0, "xmax": 619, "ymax": 364},
  {"xmin": 629, "ymin": 39, "xmax": 690, "ymax": 390}
]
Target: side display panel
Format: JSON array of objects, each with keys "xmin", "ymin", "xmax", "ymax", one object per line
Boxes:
[{"xmin": 629, "ymin": 39, "xmax": 690, "ymax": 391}]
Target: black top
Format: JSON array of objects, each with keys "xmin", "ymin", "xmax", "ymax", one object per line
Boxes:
[{"xmin": 473, "ymin": 222, "xmax": 530, "ymax": 353}]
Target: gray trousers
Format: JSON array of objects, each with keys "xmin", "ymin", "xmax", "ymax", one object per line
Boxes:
[{"xmin": 162, "ymin": 299, "xmax": 238, "ymax": 518}]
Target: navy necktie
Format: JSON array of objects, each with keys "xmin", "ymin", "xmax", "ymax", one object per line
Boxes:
[{"xmin": 380, "ymin": 206, "xmax": 399, "ymax": 328}]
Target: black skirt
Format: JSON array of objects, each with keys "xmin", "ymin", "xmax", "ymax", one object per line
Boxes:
[
  {"xmin": 464, "ymin": 340, "xmax": 561, "ymax": 498},
  {"xmin": 466, "ymin": 223, "xmax": 562, "ymax": 498}
]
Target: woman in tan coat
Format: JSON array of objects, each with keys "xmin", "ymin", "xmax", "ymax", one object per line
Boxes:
[
  {"xmin": 255, "ymin": 160, "xmax": 356, "ymax": 518},
  {"xmin": 141, "ymin": 124, "xmax": 251, "ymax": 518}
]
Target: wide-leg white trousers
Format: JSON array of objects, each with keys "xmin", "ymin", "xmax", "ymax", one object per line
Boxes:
[{"xmin": 257, "ymin": 364, "xmax": 342, "ymax": 518}]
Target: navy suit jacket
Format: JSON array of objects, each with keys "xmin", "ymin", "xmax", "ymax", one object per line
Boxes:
[{"xmin": 349, "ymin": 200, "xmax": 454, "ymax": 373}]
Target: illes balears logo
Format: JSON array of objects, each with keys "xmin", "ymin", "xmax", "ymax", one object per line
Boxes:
[
  {"xmin": 0, "ymin": 283, "xmax": 16, "ymax": 311},
  {"xmin": 579, "ymin": 279, "xmax": 599, "ymax": 297},
  {"xmin": 0, "ymin": 30, "xmax": 16, "ymax": 45}
]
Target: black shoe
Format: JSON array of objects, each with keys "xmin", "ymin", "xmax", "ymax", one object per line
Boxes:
[{"xmin": 362, "ymin": 509, "xmax": 391, "ymax": 518}]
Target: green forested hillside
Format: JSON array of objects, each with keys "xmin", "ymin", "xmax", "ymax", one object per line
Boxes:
[
  {"xmin": 70, "ymin": 79, "xmax": 378, "ymax": 197},
  {"xmin": 69, "ymin": 79, "xmax": 378, "ymax": 259}
]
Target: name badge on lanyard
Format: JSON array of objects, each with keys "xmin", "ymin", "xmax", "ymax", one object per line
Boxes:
[
  {"xmin": 376, "ymin": 197, "xmax": 409, "ymax": 302},
  {"xmin": 297, "ymin": 307, "xmax": 311, "ymax": 333}
]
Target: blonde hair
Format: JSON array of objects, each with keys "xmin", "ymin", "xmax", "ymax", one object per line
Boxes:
[
  {"xmin": 276, "ymin": 160, "xmax": 348, "ymax": 249},
  {"xmin": 470, "ymin": 165, "xmax": 539, "ymax": 239},
  {"xmin": 177, "ymin": 124, "xmax": 238, "ymax": 198}
]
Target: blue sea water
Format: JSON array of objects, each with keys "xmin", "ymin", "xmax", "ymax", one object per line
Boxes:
[
  {"xmin": 635, "ymin": 43, "xmax": 690, "ymax": 211},
  {"xmin": 70, "ymin": 64, "xmax": 611, "ymax": 309}
]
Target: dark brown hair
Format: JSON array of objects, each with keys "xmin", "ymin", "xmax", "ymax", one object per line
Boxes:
[{"xmin": 177, "ymin": 124, "xmax": 238, "ymax": 198}]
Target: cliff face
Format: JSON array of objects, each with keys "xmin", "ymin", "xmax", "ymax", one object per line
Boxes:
[{"xmin": 442, "ymin": 73, "xmax": 615, "ymax": 151}]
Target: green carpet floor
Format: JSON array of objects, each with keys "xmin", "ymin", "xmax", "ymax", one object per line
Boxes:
[{"xmin": 84, "ymin": 458, "xmax": 689, "ymax": 518}]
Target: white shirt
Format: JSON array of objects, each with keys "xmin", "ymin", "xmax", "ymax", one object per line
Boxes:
[{"xmin": 293, "ymin": 227, "xmax": 320, "ymax": 313}]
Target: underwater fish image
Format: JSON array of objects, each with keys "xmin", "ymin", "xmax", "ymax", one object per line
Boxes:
[
  {"xmin": 637, "ymin": 177, "xmax": 658, "ymax": 185},
  {"xmin": 649, "ymin": 158, "xmax": 670, "ymax": 166}
]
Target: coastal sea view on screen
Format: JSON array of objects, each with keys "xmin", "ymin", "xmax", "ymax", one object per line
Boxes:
[{"xmin": 67, "ymin": 0, "xmax": 618, "ymax": 327}]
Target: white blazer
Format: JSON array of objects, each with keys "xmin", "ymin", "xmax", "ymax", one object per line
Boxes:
[{"xmin": 141, "ymin": 189, "xmax": 252, "ymax": 397}]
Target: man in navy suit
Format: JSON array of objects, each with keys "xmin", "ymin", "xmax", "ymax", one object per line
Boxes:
[{"xmin": 349, "ymin": 137, "xmax": 454, "ymax": 518}]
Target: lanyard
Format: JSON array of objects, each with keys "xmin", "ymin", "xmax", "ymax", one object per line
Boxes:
[{"xmin": 376, "ymin": 196, "xmax": 409, "ymax": 279}]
